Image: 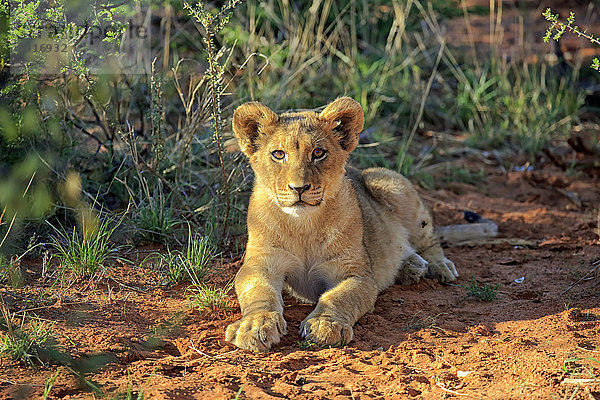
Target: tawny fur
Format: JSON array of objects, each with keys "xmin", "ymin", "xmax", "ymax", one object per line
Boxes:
[{"xmin": 226, "ymin": 97, "xmax": 458, "ymax": 352}]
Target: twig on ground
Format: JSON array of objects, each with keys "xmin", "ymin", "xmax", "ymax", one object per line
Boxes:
[
  {"xmin": 435, "ymin": 221, "xmax": 498, "ymax": 246},
  {"xmin": 419, "ymin": 193, "xmax": 462, "ymax": 211},
  {"xmin": 436, "ymin": 354, "xmax": 457, "ymax": 369},
  {"xmin": 563, "ymin": 259, "xmax": 600, "ymax": 294},
  {"xmin": 435, "ymin": 382, "xmax": 468, "ymax": 396},
  {"xmin": 577, "ymin": 345, "xmax": 600, "ymax": 353},
  {"xmin": 188, "ymin": 339, "xmax": 238, "ymax": 359},
  {"xmin": 15, "ymin": 302, "xmax": 85, "ymax": 314},
  {"xmin": 106, "ymin": 275, "xmax": 149, "ymax": 293},
  {"xmin": 560, "ymin": 378, "xmax": 600, "ymax": 385}
]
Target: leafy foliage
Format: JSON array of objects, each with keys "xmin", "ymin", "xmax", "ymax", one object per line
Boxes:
[{"xmin": 543, "ymin": 8, "xmax": 600, "ymax": 71}]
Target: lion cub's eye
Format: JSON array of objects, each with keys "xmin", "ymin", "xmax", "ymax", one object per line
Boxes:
[
  {"xmin": 272, "ymin": 150, "xmax": 286, "ymax": 160},
  {"xmin": 311, "ymin": 148, "xmax": 327, "ymax": 161}
]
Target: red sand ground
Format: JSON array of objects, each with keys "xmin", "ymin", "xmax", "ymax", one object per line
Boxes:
[
  {"xmin": 2, "ymin": 1, "xmax": 600, "ymax": 399},
  {"xmin": 446, "ymin": 0, "xmax": 600, "ymax": 63},
  {"xmin": 1, "ymin": 151, "xmax": 599, "ymax": 399}
]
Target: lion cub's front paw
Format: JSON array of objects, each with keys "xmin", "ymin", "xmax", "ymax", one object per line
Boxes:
[
  {"xmin": 425, "ymin": 257, "xmax": 459, "ymax": 283},
  {"xmin": 225, "ymin": 311, "xmax": 286, "ymax": 352},
  {"xmin": 299, "ymin": 313, "xmax": 353, "ymax": 347}
]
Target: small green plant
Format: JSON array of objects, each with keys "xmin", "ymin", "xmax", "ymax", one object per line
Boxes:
[
  {"xmin": 153, "ymin": 250, "xmax": 180, "ymax": 284},
  {"xmin": 50, "ymin": 211, "xmax": 123, "ymax": 278},
  {"xmin": 296, "ymin": 338, "xmax": 344, "ymax": 350},
  {"xmin": 297, "ymin": 339, "xmax": 322, "ymax": 351},
  {"xmin": 464, "ymin": 278, "xmax": 500, "ymax": 301},
  {"xmin": 134, "ymin": 192, "xmax": 180, "ymax": 244},
  {"xmin": 184, "ymin": 0, "xmax": 247, "ymax": 238},
  {"xmin": 563, "ymin": 356, "xmax": 599, "ymax": 379},
  {"xmin": 513, "ymin": 366, "xmax": 538, "ymax": 392},
  {"xmin": 187, "ymin": 281, "xmax": 235, "ymax": 315},
  {"xmin": 0, "ymin": 302, "xmax": 54, "ymax": 366},
  {"xmin": 179, "ymin": 231, "xmax": 216, "ymax": 284},
  {"xmin": 563, "ymin": 357, "xmax": 583, "ymax": 376},
  {"xmin": 124, "ymin": 368, "xmax": 147, "ymax": 400},
  {"xmin": 233, "ymin": 385, "xmax": 245, "ymax": 400},
  {"xmin": 151, "ymin": 227, "xmax": 216, "ymax": 284},
  {"xmin": 0, "ymin": 254, "xmax": 24, "ymax": 288},
  {"xmin": 43, "ymin": 368, "xmax": 61, "ymax": 400},
  {"xmin": 543, "ymin": 8, "xmax": 600, "ymax": 71}
]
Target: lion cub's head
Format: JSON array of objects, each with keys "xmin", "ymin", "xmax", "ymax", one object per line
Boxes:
[{"xmin": 233, "ymin": 97, "xmax": 364, "ymax": 216}]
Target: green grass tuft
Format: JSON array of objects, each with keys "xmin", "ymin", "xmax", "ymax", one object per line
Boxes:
[
  {"xmin": 187, "ymin": 281, "xmax": 235, "ymax": 315},
  {"xmin": 0, "ymin": 302, "xmax": 54, "ymax": 366},
  {"xmin": 43, "ymin": 369, "xmax": 61, "ymax": 400},
  {"xmin": 451, "ymin": 60, "xmax": 584, "ymax": 158},
  {"xmin": 0, "ymin": 254, "xmax": 24, "ymax": 288},
  {"xmin": 563, "ymin": 356, "xmax": 599, "ymax": 379},
  {"xmin": 297, "ymin": 340, "xmax": 322, "ymax": 351},
  {"xmin": 151, "ymin": 226, "xmax": 217, "ymax": 284},
  {"xmin": 296, "ymin": 338, "xmax": 345, "ymax": 350},
  {"xmin": 134, "ymin": 192, "xmax": 181, "ymax": 244},
  {"xmin": 464, "ymin": 278, "xmax": 500, "ymax": 301},
  {"xmin": 50, "ymin": 212, "xmax": 123, "ymax": 279}
]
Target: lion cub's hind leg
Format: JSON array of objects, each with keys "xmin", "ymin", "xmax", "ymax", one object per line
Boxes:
[
  {"xmin": 396, "ymin": 252, "xmax": 429, "ymax": 285},
  {"xmin": 410, "ymin": 200, "xmax": 458, "ymax": 283},
  {"xmin": 361, "ymin": 167, "xmax": 458, "ymax": 283}
]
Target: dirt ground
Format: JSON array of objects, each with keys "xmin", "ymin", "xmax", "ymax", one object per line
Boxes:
[
  {"xmin": 1, "ymin": 141, "xmax": 599, "ymax": 399},
  {"xmin": 445, "ymin": 0, "xmax": 600, "ymax": 62},
  {"xmin": 2, "ymin": 1, "xmax": 600, "ymax": 399}
]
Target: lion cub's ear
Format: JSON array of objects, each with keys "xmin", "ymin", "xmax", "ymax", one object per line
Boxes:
[
  {"xmin": 319, "ymin": 97, "xmax": 364, "ymax": 153},
  {"xmin": 232, "ymin": 102, "xmax": 279, "ymax": 157}
]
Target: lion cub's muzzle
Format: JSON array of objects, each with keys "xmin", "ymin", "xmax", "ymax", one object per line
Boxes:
[{"xmin": 276, "ymin": 184, "xmax": 324, "ymax": 207}]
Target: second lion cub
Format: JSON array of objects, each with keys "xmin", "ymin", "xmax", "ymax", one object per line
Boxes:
[{"xmin": 226, "ymin": 97, "xmax": 458, "ymax": 351}]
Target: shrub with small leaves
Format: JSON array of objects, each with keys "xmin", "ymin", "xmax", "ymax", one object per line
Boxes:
[
  {"xmin": 183, "ymin": 0, "xmax": 247, "ymax": 238},
  {"xmin": 543, "ymin": 8, "xmax": 600, "ymax": 71}
]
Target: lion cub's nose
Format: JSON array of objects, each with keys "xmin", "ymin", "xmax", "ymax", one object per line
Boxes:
[{"xmin": 289, "ymin": 184, "xmax": 311, "ymax": 195}]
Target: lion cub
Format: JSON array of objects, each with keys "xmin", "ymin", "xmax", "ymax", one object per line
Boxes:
[{"xmin": 226, "ymin": 97, "xmax": 458, "ymax": 351}]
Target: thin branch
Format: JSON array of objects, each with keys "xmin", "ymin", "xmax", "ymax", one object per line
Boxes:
[{"xmin": 562, "ymin": 259, "xmax": 600, "ymax": 294}]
